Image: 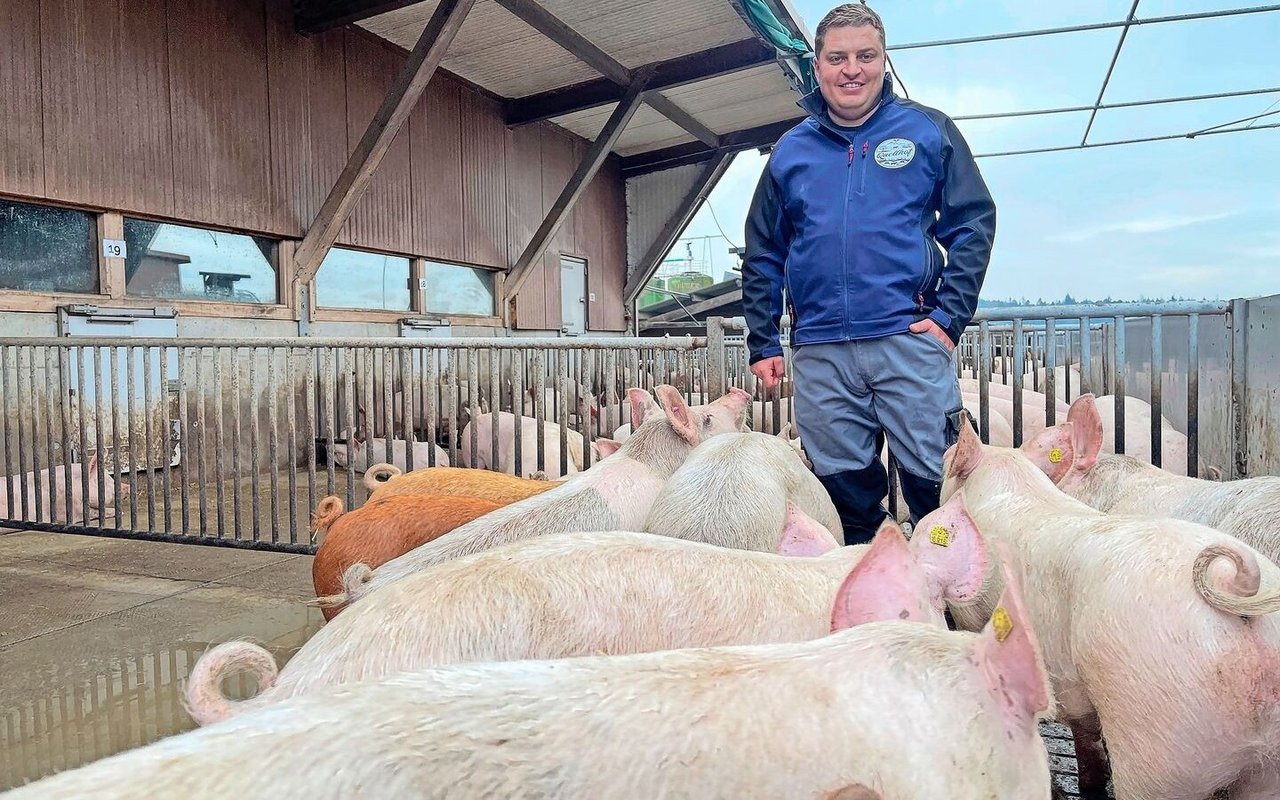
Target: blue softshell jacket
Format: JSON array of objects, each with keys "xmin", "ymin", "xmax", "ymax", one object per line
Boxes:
[{"xmin": 742, "ymin": 74, "xmax": 996, "ymax": 364}]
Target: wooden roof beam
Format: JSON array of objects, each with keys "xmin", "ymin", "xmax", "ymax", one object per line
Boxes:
[
  {"xmin": 293, "ymin": 0, "xmax": 474, "ymax": 286},
  {"xmin": 506, "ymin": 76, "xmax": 652, "ymax": 299},
  {"xmin": 505, "ymin": 39, "xmax": 777, "ymax": 125},
  {"xmin": 623, "ymin": 150, "xmax": 734, "ymax": 303}
]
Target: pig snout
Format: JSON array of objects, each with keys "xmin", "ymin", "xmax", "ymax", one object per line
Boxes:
[{"xmin": 184, "ymin": 642, "xmax": 279, "ymax": 726}]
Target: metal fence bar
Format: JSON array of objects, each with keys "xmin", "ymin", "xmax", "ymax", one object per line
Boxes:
[
  {"xmin": 56, "ymin": 347, "xmax": 73, "ymax": 524},
  {"xmin": 1012, "ymin": 318, "xmax": 1025, "ymax": 447},
  {"xmin": 42, "ymin": 347, "xmax": 56, "ymax": 522},
  {"xmin": 1114, "ymin": 316, "xmax": 1127, "ymax": 455},
  {"xmin": 1, "ymin": 346, "xmax": 13, "ymax": 519},
  {"xmin": 267, "ymin": 349, "xmax": 281, "ymax": 543},
  {"xmin": 124, "ymin": 345, "xmax": 139, "ymax": 530},
  {"xmin": 1187, "ymin": 314, "xmax": 1200, "ymax": 478},
  {"xmin": 978, "ymin": 320, "xmax": 991, "ymax": 444},
  {"xmin": 1078, "ymin": 316, "xmax": 1092, "ymax": 395},
  {"xmin": 285, "ymin": 347, "xmax": 299, "ymax": 541},
  {"xmin": 76, "ymin": 347, "xmax": 91, "ymax": 528},
  {"xmin": 248, "ymin": 348, "xmax": 261, "ymax": 542},
  {"xmin": 142, "ymin": 345, "xmax": 157, "ymax": 530},
  {"xmin": 1150, "ymin": 315, "xmax": 1163, "ymax": 469},
  {"xmin": 1231, "ymin": 298, "xmax": 1249, "ymax": 479},
  {"xmin": 1044, "ymin": 317, "xmax": 1057, "ymax": 428},
  {"xmin": 213, "ymin": 348, "xmax": 226, "ymax": 539}
]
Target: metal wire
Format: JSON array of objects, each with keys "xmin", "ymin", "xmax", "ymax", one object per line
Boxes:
[
  {"xmin": 1081, "ymin": 0, "xmax": 1142, "ymax": 146},
  {"xmin": 976, "ymin": 120, "xmax": 1280, "ymax": 158}
]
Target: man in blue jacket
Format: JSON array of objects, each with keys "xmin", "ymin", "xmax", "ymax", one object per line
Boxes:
[{"xmin": 743, "ymin": 3, "xmax": 995, "ymax": 544}]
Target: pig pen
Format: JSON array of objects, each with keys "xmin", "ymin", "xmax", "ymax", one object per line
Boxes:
[{"xmin": 4, "ymin": 294, "xmax": 1280, "ymax": 797}]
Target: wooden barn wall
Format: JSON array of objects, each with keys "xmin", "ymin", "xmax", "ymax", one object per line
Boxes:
[
  {"xmin": 1, "ymin": 1, "xmax": 44, "ymax": 198},
  {"xmin": 0, "ymin": 0, "xmax": 632, "ymax": 330}
]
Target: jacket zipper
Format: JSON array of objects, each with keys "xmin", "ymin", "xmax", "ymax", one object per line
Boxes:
[
  {"xmin": 858, "ymin": 141, "xmax": 869, "ymax": 195},
  {"xmin": 842, "ymin": 143, "xmax": 854, "ymax": 339},
  {"xmin": 916, "ymin": 239, "xmax": 936, "ymax": 311}
]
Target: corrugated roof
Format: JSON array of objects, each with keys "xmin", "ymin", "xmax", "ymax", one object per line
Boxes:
[
  {"xmin": 360, "ymin": 1, "xmax": 603, "ymax": 98},
  {"xmin": 660, "ymin": 64, "xmax": 803, "ymax": 135},
  {"xmin": 355, "ymin": 0, "xmax": 806, "ymax": 159},
  {"xmin": 551, "ymin": 103, "xmax": 698, "ymax": 157},
  {"xmin": 531, "ymin": 0, "xmax": 755, "ymax": 69}
]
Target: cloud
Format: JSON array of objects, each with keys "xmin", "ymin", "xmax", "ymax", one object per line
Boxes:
[
  {"xmin": 1045, "ymin": 211, "xmax": 1240, "ymax": 244},
  {"xmin": 1139, "ymin": 265, "xmax": 1225, "ymax": 286}
]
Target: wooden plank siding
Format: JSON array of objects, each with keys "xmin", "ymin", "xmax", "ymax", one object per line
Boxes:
[
  {"xmin": 39, "ymin": 0, "xmax": 174, "ymax": 215},
  {"xmin": 168, "ymin": 0, "xmax": 274, "ymax": 232},
  {"xmin": 340, "ymin": 29, "xmax": 417, "ymax": 255},
  {"xmin": 266, "ymin": 0, "xmax": 349, "ymax": 236},
  {"xmin": 411, "ymin": 78, "xmax": 466, "ymax": 263},
  {"xmin": 1, "ymin": 0, "xmax": 630, "ymax": 329},
  {"xmin": 0, "ymin": 0, "xmax": 45, "ymax": 197}
]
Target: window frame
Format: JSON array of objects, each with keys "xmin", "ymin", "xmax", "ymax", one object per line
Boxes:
[
  {"xmin": 118, "ymin": 213, "xmax": 289, "ymax": 314},
  {"xmin": 311, "ymin": 245, "xmax": 416, "ymax": 317},
  {"xmin": 420, "ymin": 257, "xmax": 502, "ymax": 321},
  {"xmin": 0, "ymin": 193, "xmax": 509, "ymax": 327}
]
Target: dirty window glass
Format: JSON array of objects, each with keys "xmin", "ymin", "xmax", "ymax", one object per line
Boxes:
[
  {"xmin": 122, "ymin": 219, "xmax": 278, "ymax": 304},
  {"xmin": 0, "ymin": 200, "xmax": 98, "ymax": 293},
  {"xmin": 315, "ymin": 248, "xmax": 411, "ymax": 311},
  {"xmin": 424, "ymin": 261, "xmax": 495, "ymax": 316}
]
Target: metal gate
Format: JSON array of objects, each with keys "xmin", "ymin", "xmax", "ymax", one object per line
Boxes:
[{"xmin": 0, "ymin": 336, "xmax": 706, "ymax": 552}]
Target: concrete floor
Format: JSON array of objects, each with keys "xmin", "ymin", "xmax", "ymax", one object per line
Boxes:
[{"xmin": 0, "ymin": 528, "xmax": 322, "ymax": 791}]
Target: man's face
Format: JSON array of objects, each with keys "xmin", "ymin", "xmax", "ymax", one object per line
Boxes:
[{"xmin": 816, "ymin": 24, "xmax": 886, "ymax": 127}]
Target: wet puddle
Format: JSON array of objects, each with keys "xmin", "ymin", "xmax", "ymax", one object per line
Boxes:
[{"xmin": 1, "ymin": 607, "xmax": 324, "ymax": 790}]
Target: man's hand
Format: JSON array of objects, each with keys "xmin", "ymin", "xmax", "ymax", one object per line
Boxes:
[
  {"xmin": 751, "ymin": 356, "xmax": 786, "ymax": 391},
  {"xmin": 909, "ymin": 318, "xmax": 955, "ymax": 353}
]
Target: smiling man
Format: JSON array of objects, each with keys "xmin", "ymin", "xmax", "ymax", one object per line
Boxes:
[{"xmin": 743, "ymin": 3, "xmax": 996, "ymax": 544}]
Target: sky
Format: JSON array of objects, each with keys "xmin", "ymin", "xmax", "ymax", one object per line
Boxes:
[{"xmin": 665, "ymin": 0, "xmax": 1280, "ymax": 303}]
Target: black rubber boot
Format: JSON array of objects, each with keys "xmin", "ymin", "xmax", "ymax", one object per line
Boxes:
[
  {"xmin": 816, "ymin": 462, "xmax": 891, "ymax": 546},
  {"xmin": 896, "ymin": 467, "xmax": 943, "ymax": 526}
]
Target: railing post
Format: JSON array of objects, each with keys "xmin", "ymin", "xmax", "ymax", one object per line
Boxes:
[
  {"xmin": 706, "ymin": 316, "xmax": 726, "ymax": 398},
  {"xmin": 1230, "ymin": 297, "xmax": 1249, "ymax": 478}
]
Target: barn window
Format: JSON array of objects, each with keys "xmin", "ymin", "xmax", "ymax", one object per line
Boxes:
[
  {"xmin": 0, "ymin": 199, "xmax": 98, "ymax": 294},
  {"xmin": 315, "ymin": 248, "xmax": 412, "ymax": 311},
  {"xmin": 424, "ymin": 261, "xmax": 495, "ymax": 316},
  {"xmin": 122, "ymin": 219, "xmax": 279, "ymax": 304}
]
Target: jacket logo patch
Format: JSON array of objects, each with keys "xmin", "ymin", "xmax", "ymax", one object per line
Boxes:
[{"xmin": 874, "ymin": 138, "xmax": 916, "ymax": 169}]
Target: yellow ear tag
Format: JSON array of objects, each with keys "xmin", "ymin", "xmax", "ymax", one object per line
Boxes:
[
  {"xmin": 928, "ymin": 525, "xmax": 952, "ymax": 547},
  {"xmin": 1048, "ymin": 447, "xmax": 1064, "ymax": 464},
  {"xmin": 992, "ymin": 607, "xmax": 1014, "ymax": 642}
]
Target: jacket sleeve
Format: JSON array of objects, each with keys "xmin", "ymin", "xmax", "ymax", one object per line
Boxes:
[
  {"xmin": 742, "ymin": 159, "xmax": 792, "ymax": 364},
  {"xmin": 928, "ymin": 117, "xmax": 996, "ymax": 345}
]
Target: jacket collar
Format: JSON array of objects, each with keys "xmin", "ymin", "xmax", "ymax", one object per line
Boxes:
[{"xmin": 797, "ymin": 73, "xmax": 897, "ymax": 138}]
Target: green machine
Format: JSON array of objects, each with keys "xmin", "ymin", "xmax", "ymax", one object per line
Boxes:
[
  {"xmin": 667, "ymin": 271, "xmax": 713, "ymax": 294},
  {"xmin": 638, "ymin": 276, "xmax": 668, "ymax": 309}
]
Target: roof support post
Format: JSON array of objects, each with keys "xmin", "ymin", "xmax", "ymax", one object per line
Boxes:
[
  {"xmin": 506, "ymin": 76, "xmax": 651, "ymax": 298},
  {"xmin": 623, "ymin": 149, "xmax": 734, "ymax": 303},
  {"xmin": 292, "ymin": 0, "xmax": 474, "ymax": 287}
]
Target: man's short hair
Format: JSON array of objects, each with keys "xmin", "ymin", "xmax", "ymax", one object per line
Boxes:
[{"xmin": 815, "ymin": 3, "xmax": 886, "ymax": 55}]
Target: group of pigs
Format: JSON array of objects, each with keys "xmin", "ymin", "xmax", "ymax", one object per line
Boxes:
[{"xmin": 9, "ymin": 379, "xmax": 1280, "ymax": 800}]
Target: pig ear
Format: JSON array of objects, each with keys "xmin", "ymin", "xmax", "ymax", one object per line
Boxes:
[
  {"xmin": 1066, "ymin": 394, "xmax": 1104, "ymax": 471},
  {"xmin": 1021, "ymin": 424, "xmax": 1074, "ymax": 483},
  {"xmin": 593, "ymin": 438, "xmax": 621, "ymax": 459},
  {"xmin": 654, "ymin": 385, "xmax": 699, "ymax": 444},
  {"xmin": 831, "ymin": 522, "xmax": 932, "ymax": 631},
  {"xmin": 777, "ymin": 501, "xmax": 839, "ymax": 557},
  {"xmin": 627, "ymin": 388, "xmax": 652, "ymax": 431},
  {"xmin": 910, "ymin": 490, "xmax": 989, "ymax": 606},
  {"xmin": 87, "ymin": 451, "xmax": 98, "ymax": 473},
  {"xmin": 945, "ymin": 415, "xmax": 984, "ymax": 480},
  {"xmin": 974, "ymin": 547, "xmax": 1051, "ymax": 726}
]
